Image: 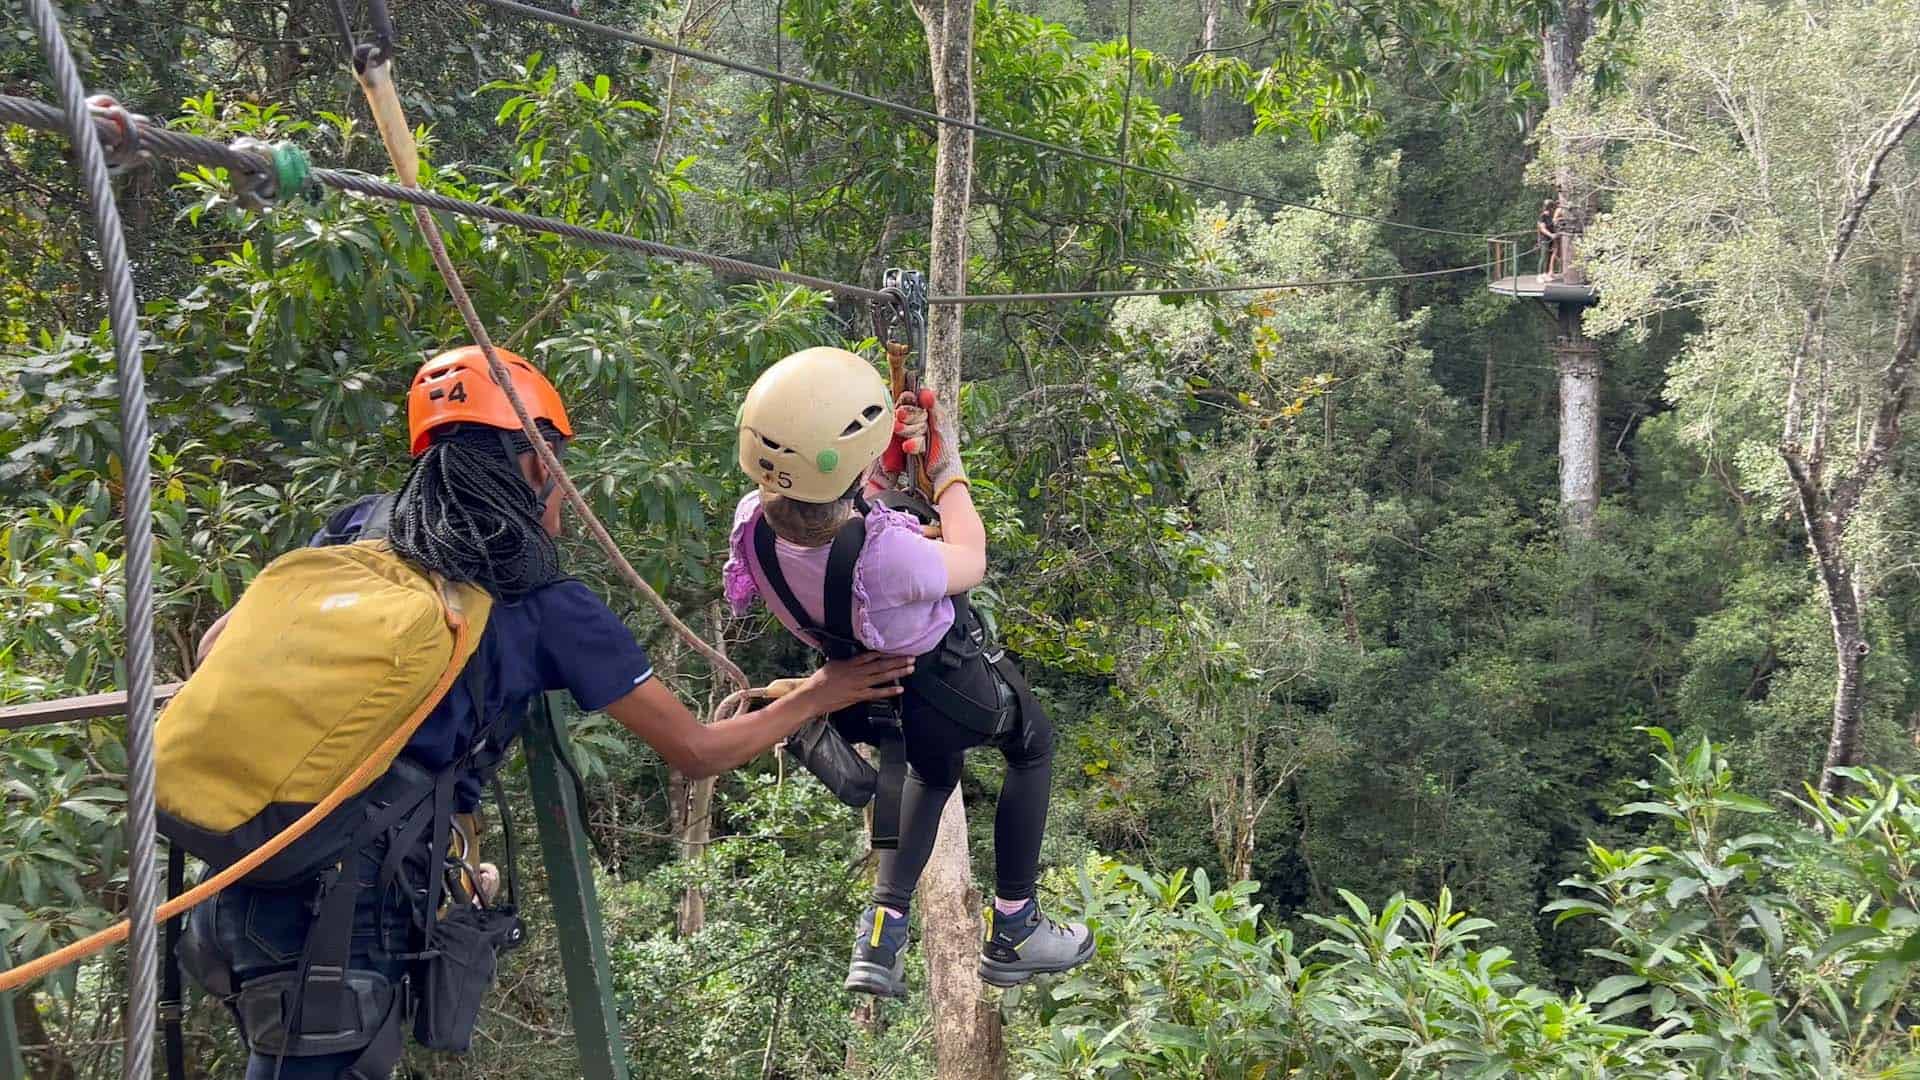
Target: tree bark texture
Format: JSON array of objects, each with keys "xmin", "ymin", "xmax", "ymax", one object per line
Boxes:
[
  {"xmin": 920, "ymin": 789, "xmax": 1004, "ymax": 1080},
  {"xmin": 1195, "ymin": 0, "xmax": 1223, "ymax": 138},
  {"xmin": 1554, "ymin": 328, "xmax": 1602, "ymax": 539},
  {"xmin": 1542, "ymin": 0, "xmax": 1604, "ymax": 544},
  {"xmin": 905, "ymin": 1, "xmax": 1004, "ymax": 1075},
  {"xmin": 912, "ymin": 0, "xmax": 975, "ymax": 422},
  {"xmin": 1788, "ymin": 253, "xmax": 1920, "ymax": 795},
  {"xmin": 676, "ymin": 773, "xmax": 715, "ymax": 935}
]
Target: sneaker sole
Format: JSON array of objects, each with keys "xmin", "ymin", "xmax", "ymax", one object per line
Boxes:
[
  {"xmin": 976, "ymin": 937, "xmax": 1095, "ymax": 988},
  {"xmin": 845, "ymin": 961, "xmax": 908, "ymax": 999}
]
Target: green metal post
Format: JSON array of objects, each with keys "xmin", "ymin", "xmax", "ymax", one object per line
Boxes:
[
  {"xmin": 0, "ymin": 942, "xmax": 23, "ymax": 1080},
  {"xmin": 524, "ymin": 693, "xmax": 630, "ymax": 1080}
]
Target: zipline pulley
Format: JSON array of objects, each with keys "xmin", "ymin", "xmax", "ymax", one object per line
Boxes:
[{"xmin": 873, "ymin": 268, "xmax": 932, "ymax": 498}]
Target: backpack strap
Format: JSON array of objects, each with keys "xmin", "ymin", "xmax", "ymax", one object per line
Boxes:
[
  {"xmin": 308, "ymin": 493, "xmax": 398, "ymax": 547},
  {"xmin": 162, "ymin": 845, "xmax": 186, "ymax": 1080}
]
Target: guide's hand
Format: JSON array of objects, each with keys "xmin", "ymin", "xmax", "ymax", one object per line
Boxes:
[{"xmin": 793, "ymin": 653, "xmax": 915, "ymax": 717}]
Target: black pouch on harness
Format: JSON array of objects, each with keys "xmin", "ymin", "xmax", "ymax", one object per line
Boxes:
[
  {"xmin": 415, "ymin": 771, "xmax": 527, "ymax": 1052},
  {"xmin": 232, "ymin": 967, "xmax": 400, "ymax": 1059},
  {"xmin": 786, "ymin": 717, "xmax": 879, "ymax": 807},
  {"xmin": 412, "ymin": 904, "xmax": 523, "ymax": 1051}
]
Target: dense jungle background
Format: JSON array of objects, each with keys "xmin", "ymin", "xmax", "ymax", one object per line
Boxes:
[{"xmin": 7, "ymin": 0, "xmax": 1920, "ymax": 1073}]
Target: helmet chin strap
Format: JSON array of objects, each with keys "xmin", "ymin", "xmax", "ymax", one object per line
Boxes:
[{"xmin": 497, "ymin": 428, "xmax": 564, "ymax": 514}]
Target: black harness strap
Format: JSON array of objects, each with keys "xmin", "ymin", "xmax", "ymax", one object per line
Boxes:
[
  {"xmin": 271, "ymin": 653, "xmax": 499, "ymax": 1080},
  {"xmin": 162, "ymin": 845, "xmax": 187, "ymax": 1080},
  {"xmin": 823, "ymin": 518, "xmax": 866, "ymax": 651},
  {"xmin": 752, "ymin": 514, "xmax": 868, "ymax": 660}
]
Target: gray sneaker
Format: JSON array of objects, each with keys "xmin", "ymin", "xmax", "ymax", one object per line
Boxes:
[
  {"xmin": 845, "ymin": 906, "xmax": 910, "ymax": 999},
  {"xmin": 977, "ymin": 900, "xmax": 1093, "ymax": 988}
]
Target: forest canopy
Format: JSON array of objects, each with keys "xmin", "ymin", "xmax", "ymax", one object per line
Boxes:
[{"xmin": 4, "ymin": 0, "xmax": 1920, "ymax": 1074}]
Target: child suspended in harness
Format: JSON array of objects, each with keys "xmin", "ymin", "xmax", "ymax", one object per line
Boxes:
[{"xmin": 725, "ymin": 346, "xmax": 1095, "ymax": 998}]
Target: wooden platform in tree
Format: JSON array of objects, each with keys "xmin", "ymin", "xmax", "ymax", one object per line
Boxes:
[{"xmin": 1489, "ymin": 274, "xmax": 1600, "ymax": 306}]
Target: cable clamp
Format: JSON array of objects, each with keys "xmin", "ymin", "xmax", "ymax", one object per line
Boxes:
[
  {"xmin": 228, "ymin": 138, "xmax": 311, "ymax": 211},
  {"xmin": 84, "ymin": 95, "xmax": 149, "ymax": 173}
]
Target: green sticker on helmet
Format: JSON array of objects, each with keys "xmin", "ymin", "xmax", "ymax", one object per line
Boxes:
[{"xmin": 816, "ymin": 448, "xmax": 840, "ymax": 473}]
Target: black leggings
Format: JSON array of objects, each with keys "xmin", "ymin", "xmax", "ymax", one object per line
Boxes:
[{"xmin": 871, "ymin": 680, "xmax": 1054, "ymax": 913}]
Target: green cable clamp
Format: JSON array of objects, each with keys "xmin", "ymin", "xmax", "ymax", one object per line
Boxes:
[
  {"xmin": 266, "ymin": 141, "xmax": 311, "ymax": 202},
  {"xmin": 229, "ymin": 137, "xmax": 311, "ymax": 209}
]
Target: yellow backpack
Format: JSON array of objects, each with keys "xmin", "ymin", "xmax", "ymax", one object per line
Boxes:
[{"xmin": 156, "ymin": 539, "xmax": 491, "ymax": 883}]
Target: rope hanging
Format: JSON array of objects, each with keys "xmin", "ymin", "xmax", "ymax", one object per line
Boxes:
[{"xmin": 335, "ymin": 40, "xmax": 752, "ymax": 693}]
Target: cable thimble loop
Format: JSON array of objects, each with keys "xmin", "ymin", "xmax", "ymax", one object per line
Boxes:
[
  {"xmin": 84, "ymin": 95, "xmax": 148, "ymax": 173},
  {"xmin": 227, "ymin": 138, "xmax": 311, "ymax": 211}
]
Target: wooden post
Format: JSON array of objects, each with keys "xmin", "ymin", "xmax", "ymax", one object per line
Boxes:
[{"xmin": 525, "ymin": 694, "xmax": 632, "ymax": 1080}]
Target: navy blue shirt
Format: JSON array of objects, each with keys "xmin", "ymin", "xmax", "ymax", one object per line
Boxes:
[{"xmin": 311, "ymin": 497, "xmax": 654, "ymax": 810}]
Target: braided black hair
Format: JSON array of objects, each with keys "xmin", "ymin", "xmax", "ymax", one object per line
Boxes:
[{"xmin": 389, "ymin": 424, "xmax": 562, "ymax": 600}]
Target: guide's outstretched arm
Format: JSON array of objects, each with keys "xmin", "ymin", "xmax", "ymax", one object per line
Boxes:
[{"xmin": 605, "ymin": 654, "xmax": 913, "ymax": 778}]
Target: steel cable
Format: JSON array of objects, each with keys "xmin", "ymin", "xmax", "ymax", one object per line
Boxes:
[
  {"xmin": 473, "ymin": 0, "xmax": 1507, "ymax": 241},
  {"xmin": 0, "ymin": 94, "xmax": 1513, "ymax": 306},
  {"xmin": 20, "ymin": 1, "xmax": 162, "ymax": 1075}
]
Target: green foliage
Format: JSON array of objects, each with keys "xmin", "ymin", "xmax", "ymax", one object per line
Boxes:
[
  {"xmin": 1020, "ymin": 734, "xmax": 1920, "ymax": 1078},
  {"xmin": 10, "ymin": 0, "xmax": 1920, "ymax": 1075}
]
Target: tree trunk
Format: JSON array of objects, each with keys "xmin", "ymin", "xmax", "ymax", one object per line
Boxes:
[
  {"xmin": 1553, "ymin": 328, "xmax": 1601, "ymax": 538},
  {"xmin": 1541, "ymin": 0, "xmax": 1603, "ymax": 544},
  {"xmin": 1196, "ymin": 0, "xmax": 1223, "ymax": 138},
  {"xmin": 1805, "ymin": 517, "xmax": 1871, "ymax": 795},
  {"xmin": 1481, "ymin": 335, "xmax": 1497, "ymax": 449},
  {"xmin": 905, "ymin": 1, "xmax": 1002, "ymax": 1075},
  {"xmin": 1790, "ymin": 255, "xmax": 1920, "ymax": 795},
  {"xmin": 676, "ymin": 774, "xmax": 715, "ymax": 935},
  {"xmin": 921, "ymin": 789, "xmax": 1004, "ymax": 1080}
]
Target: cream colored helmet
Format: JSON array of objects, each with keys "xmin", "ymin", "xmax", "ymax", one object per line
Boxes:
[{"xmin": 738, "ymin": 346, "xmax": 894, "ymax": 503}]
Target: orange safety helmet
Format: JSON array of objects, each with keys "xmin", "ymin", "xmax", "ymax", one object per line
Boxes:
[{"xmin": 407, "ymin": 346, "xmax": 573, "ymax": 456}]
